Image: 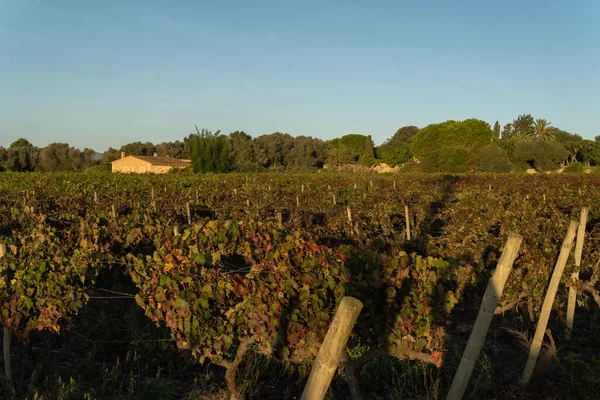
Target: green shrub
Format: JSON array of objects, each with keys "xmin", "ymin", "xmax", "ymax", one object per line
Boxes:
[
  {"xmin": 420, "ymin": 147, "xmax": 472, "ymax": 173},
  {"xmin": 477, "ymin": 145, "xmax": 513, "ymax": 172},
  {"xmin": 563, "ymin": 162, "xmax": 585, "ymax": 173},
  {"xmin": 511, "ymin": 140, "xmax": 568, "ymax": 172}
]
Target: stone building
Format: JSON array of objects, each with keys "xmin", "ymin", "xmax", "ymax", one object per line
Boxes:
[{"xmin": 111, "ymin": 152, "xmax": 191, "ymax": 173}]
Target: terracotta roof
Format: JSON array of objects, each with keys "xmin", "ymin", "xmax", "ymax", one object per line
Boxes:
[{"xmin": 113, "ymin": 156, "xmax": 191, "ymax": 167}]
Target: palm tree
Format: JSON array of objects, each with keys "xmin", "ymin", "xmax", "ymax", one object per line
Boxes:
[{"xmin": 532, "ymin": 119, "xmax": 555, "ymax": 142}]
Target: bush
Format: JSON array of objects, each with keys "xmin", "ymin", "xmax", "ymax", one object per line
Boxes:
[
  {"xmin": 511, "ymin": 141, "xmax": 568, "ymax": 172},
  {"xmin": 420, "ymin": 147, "xmax": 472, "ymax": 173},
  {"xmin": 477, "ymin": 145, "xmax": 513, "ymax": 172},
  {"xmin": 563, "ymin": 162, "xmax": 585, "ymax": 174}
]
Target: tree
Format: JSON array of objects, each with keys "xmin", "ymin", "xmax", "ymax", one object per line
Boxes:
[
  {"xmin": 10, "ymin": 138, "xmax": 33, "ymax": 149},
  {"xmin": 101, "ymin": 148, "xmax": 120, "ymax": 164},
  {"xmin": 119, "ymin": 141, "xmax": 156, "ymax": 156},
  {"xmin": 229, "ymin": 131, "xmax": 258, "ymax": 172},
  {"xmin": 410, "ymin": 119, "xmax": 494, "ymax": 160},
  {"xmin": 326, "ymin": 134, "xmax": 368, "ymax": 165},
  {"xmin": 513, "ymin": 114, "xmax": 534, "ymax": 138},
  {"xmin": 477, "ymin": 145, "xmax": 513, "ymax": 172},
  {"xmin": 37, "ymin": 143, "xmax": 82, "ymax": 171},
  {"xmin": 501, "ymin": 123, "xmax": 514, "ymax": 140},
  {"xmin": 359, "ymin": 135, "xmax": 376, "ymax": 166},
  {"xmin": 191, "ymin": 128, "xmax": 231, "ymax": 173},
  {"xmin": 493, "ymin": 121, "xmax": 501, "ymax": 139},
  {"xmin": 376, "ymin": 126, "xmax": 418, "ymax": 166},
  {"xmin": 532, "ymin": 119, "xmax": 555, "ymax": 142},
  {"xmin": 511, "ymin": 141, "xmax": 568, "ymax": 172}
]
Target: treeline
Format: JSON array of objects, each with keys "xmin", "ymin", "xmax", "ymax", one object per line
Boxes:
[{"xmin": 1, "ymin": 114, "xmax": 598, "ymax": 173}]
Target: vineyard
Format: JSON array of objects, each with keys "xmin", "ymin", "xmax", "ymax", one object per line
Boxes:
[{"xmin": 2, "ymin": 171, "xmax": 600, "ymax": 399}]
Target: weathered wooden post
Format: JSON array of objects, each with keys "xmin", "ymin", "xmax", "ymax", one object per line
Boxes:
[
  {"xmin": 186, "ymin": 202, "xmax": 192, "ymax": 225},
  {"xmin": 151, "ymin": 188, "xmax": 155, "ymax": 200},
  {"xmin": 521, "ymin": 220, "xmax": 578, "ymax": 385},
  {"xmin": 447, "ymin": 233, "xmax": 522, "ymax": 400},
  {"xmin": 1, "ymin": 243, "xmax": 12, "ymax": 386},
  {"xmin": 404, "ymin": 205, "xmax": 411, "ymax": 240},
  {"xmin": 277, "ymin": 212, "xmax": 283, "ymax": 230},
  {"xmin": 566, "ymin": 208, "xmax": 589, "ymax": 339},
  {"xmin": 94, "ymin": 192, "xmax": 98, "ymax": 203},
  {"xmin": 347, "ymin": 207, "xmax": 352, "ymax": 225},
  {"xmin": 296, "ymin": 196, "xmax": 300, "ymax": 207},
  {"xmin": 111, "ymin": 205, "xmax": 116, "ymax": 219},
  {"xmin": 301, "ymin": 297, "xmax": 363, "ymax": 400}
]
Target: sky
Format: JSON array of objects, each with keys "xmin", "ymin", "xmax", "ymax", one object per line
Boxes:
[{"xmin": 1, "ymin": 0, "xmax": 599, "ymax": 151}]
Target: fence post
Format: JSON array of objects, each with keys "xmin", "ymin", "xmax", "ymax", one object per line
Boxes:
[
  {"xmin": 521, "ymin": 220, "xmax": 578, "ymax": 385},
  {"xmin": 1, "ymin": 243, "xmax": 12, "ymax": 386},
  {"xmin": 301, "ymin": 297, "xmax": 363, "ymax": 400},
  {"xmin": 446, "ymin": 233, "xmax": 522, "ymax": 400},
  {"xmin": 566, "ymin": 208, "xmax": 589, "ymax": 339},
  {"xmin": 404, "ymin": 205, "xmax": 411, "ymax": 240}
]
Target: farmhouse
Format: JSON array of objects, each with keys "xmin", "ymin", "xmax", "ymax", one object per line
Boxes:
[{"xmin": 111, "ymin": 152, "xmax": 191, "ymax": 173}]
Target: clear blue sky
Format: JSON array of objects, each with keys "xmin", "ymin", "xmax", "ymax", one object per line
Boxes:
[{"xmin": 1, "ymin": 0, "xmax": 598, "ymax": 151}]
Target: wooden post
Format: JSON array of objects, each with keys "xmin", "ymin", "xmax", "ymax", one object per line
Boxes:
[
  {"xmin": 566, "ymin": 208, "xmax": 589, "ymax": 339},
  {"xmin": 186, "ymin": 202, "xmax": 192, "ymax": 225},
  {"xmin": 296, "ymin": 196, "xmax": 300, "ymax": 207},
  {"xmin": 1, "ymin": 243, "xmax": 12, "ymax": 386},
  {"xmin": 277, "ymin": 212, "xmax": 283, "ymax": 229},
  {"xmin": 94, "ymin": 192, "xmax": 98, "ymax": 203},
  {"xmin": 347, "ymin": 207, "xmax": 352, "ymax": 225},
  {"xmin": 151, "ymin": 188, "xmax": 154, "ymax": 200},
  {"xmin": 111, "ymin": 205, "xmax": 116, "ymax": 219},
  {"xmin": 333, "ymin": 194, "xmax": 336, "ymax": 205},
  {"xmin": 404, "ymin": 205, "xmax": 411, "ymax": 240},
  {"xmin": 521, "ymin": 220, "xmax": 578, "ymax": 385},
  {"xmin": 195, "ymin": 190, "xmax": 199, "ymax": 202},
  {"xmin": 300, "ymin": 297, "xmax": 363, "ymax": 400},
  {"xmin": 302, "ymin": 184, "xmax": 305, "ymax": 193},
  {"xmin": 447, "ymin": 233, "xmax": 523, "ymax": 400}
]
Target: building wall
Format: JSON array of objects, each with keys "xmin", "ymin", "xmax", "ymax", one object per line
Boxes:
[
  {"xmin": 111, "ymin": 157, "xmax": 152, "ymax": 173},
  {"xmin": 111, "ymin": 157, "xmax": 188, "ymax": 173}
]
